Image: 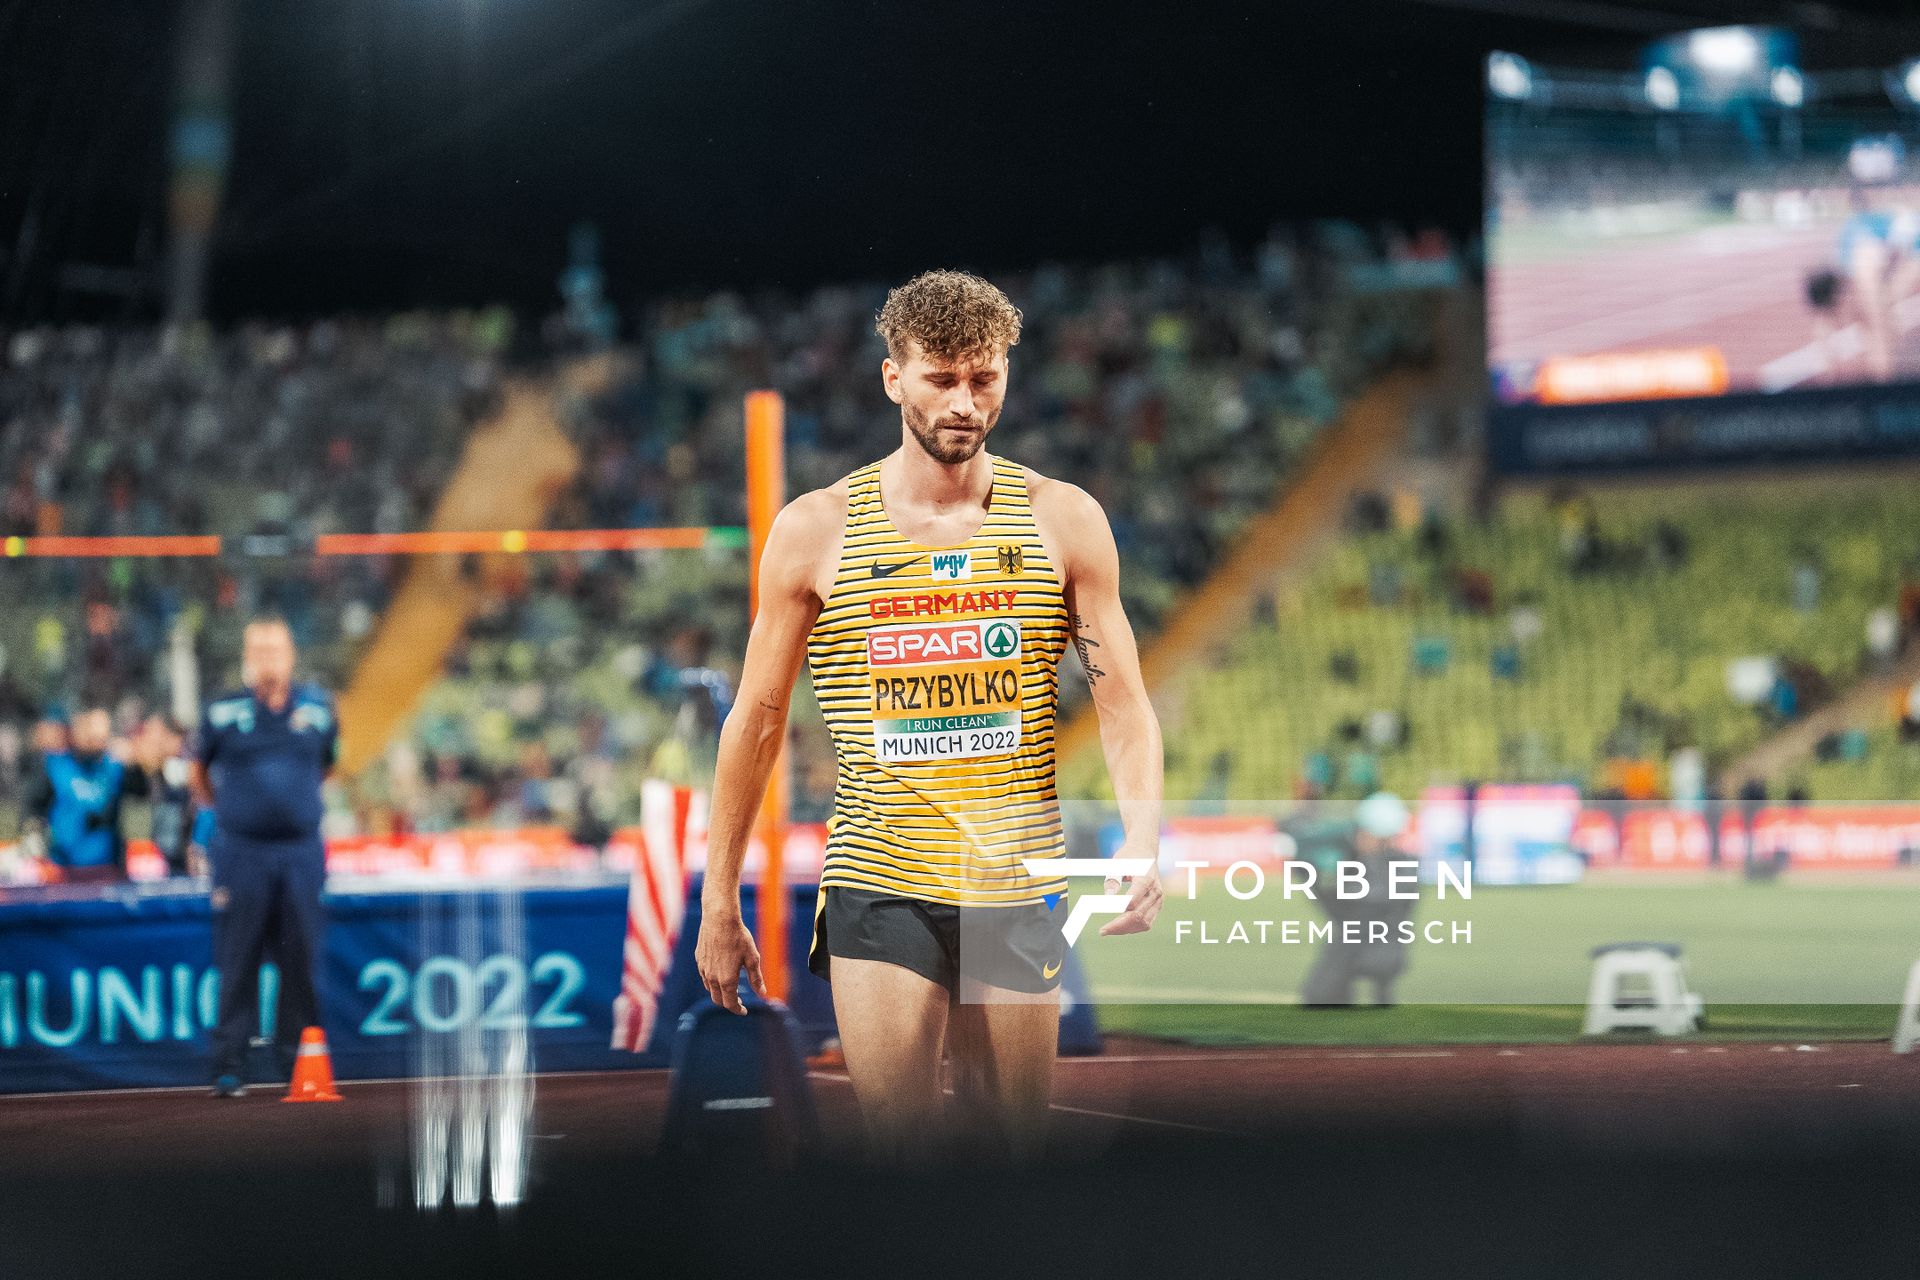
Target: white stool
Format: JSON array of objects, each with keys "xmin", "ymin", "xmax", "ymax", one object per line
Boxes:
[
  {"xmin": 1895, "ymin": 960, "xmax": 1920, "ymax": 1055},
  {"xmin": 1582, "ymin": 942, "xmax": 1703, "ymax": 1037}
]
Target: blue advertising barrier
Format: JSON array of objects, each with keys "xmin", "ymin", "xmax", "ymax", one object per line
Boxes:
[
  {"xmin": 0, "ymin": 879, "xmax": 835, "ymax": 1094},
  {"xmin": 0, "ymin": 873, "xmax": 1102, "ymax": 1093}
]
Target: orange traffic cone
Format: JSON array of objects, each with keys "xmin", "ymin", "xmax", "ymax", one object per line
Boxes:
[
  {"xmin": 806, "ymin": 1036, "xmax": 845, "ymax": 1070},
  {"xmin": 283, "ymin": 1026, "xmax": 343, "ymax": 1103}
]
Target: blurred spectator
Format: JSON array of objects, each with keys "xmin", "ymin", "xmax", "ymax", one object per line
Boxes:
[
  {"xmin": 28, "ymin": 706, "xmax": 153, "ymax": 882},
  {"xmin": 1789, "ymin": 549, "xmax": 1821, "ymax": 613},
  {"xmin": 1865, "ymin": 605, "xmax": 1902, "ymax": 670},
  {"xmin": 1669, "ymin": 747, "xmax": 1706, "ymax": 813},
  {"xmin": 139, "ymin": 713, "xmax": 210, "ymax": 877},
  {"xmin": 1300, "ymin": 791, "xmax": 1418, "ymax": 1008},
  {"xmin": 1193, "ymin": 751, "xmax": 1234, "ymax": 815}
]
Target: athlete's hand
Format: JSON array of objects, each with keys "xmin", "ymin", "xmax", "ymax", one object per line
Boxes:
[
  {"xmin": 1099, "ymin": 851, "xmax": 1164, "ymax": 936},
  {"xmin": 694, "ymin": 908, "xmax": 767, "ymax": 1014}
]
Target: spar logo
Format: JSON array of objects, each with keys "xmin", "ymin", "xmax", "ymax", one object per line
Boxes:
[
  {"xmin": 930, "ymin": 550, "xmax": 972, "ymax": 582},
  {"xmin": 868, "ymin": 619, "xmax": 1021, "ymax": 668},
  {"xmin": 1024, "ymin": 857, "xmax": 1155, "ymax": 945}
]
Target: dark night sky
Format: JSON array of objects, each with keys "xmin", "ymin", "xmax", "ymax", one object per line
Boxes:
[{"xmin": 4, "ymin": 0, "xmax": 1918, "ymax": 322}]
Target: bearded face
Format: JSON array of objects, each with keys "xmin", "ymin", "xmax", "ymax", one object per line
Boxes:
[
  {"xmin": 902, "ymin": 396, "xmax": 993, "ymax": 464},
  {"xmin": 885, "ymin": 341, "xmax": 1007, "ymax": 465}
]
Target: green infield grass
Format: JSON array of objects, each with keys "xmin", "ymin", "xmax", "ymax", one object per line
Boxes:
[{"xmin": 1077, "ymin": 873, "xmax": 1919, "ymax": 1045}]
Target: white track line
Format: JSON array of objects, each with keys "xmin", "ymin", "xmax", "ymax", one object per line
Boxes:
[
  {"xmin": 0, "ymin": 1083, "xmax": 229, "ymax": 1102},
  {"xmin": 1759, "ymin": 292, "xmax": 1920, "ymax": 390},
  {"xmin": 1059, "ymin": 1052, "xmax": 1316, "ymax": 1064},
  {"xmin": 0, "ymin": 1067, "xmax": 665, "ymax": 1104},
  {"xmin": 1057, "ymin": 1050, "xmax": 1458, "ymax": 1063},
  {"xmin": 1046, "ymin": 1102, "xmax": 1226, "ymax": 1134},
  {"xmin": 811, "ymin": 1068, "xmax": 1232, "ymax": 1135},
  {"xmin": 0, "ymin": 1048, "xmax": 1488, "ymax": 1101},
  {"xmin": 1089, "ymin": 987, "xmax": 1296, "ymax": 1002}
]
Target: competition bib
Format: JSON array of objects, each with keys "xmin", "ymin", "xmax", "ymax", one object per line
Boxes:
[{"xmin": 867, "ymin": 618, "xmax": 1023, "ymax": 762}]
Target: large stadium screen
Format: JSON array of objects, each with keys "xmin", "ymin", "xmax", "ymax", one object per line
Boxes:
[{"xmin": 1485, "ymin": 31, "xmax": 1920, "ymax": 472}]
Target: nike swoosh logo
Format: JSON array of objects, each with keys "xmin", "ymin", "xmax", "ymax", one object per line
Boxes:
[
  {"xmin": 1042, "ymin": 960, "xmax": 1062, "ymax": 980},
  {"xmin": 870, "ymin": 556, "xmax": 924, "ymax": 579}
]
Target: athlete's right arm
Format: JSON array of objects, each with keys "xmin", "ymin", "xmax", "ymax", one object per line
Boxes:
[{"xmin": 694, "ymin": 490, "xmax": 837, "ymax": 1014}]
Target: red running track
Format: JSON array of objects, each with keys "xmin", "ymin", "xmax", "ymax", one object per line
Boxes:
[{"xmin": 2, "ymin": 1036, "xmax": 1916, "ymax": 1277}]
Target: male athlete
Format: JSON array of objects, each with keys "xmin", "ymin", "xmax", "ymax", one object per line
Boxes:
[{"xmin": 695, "ymin": 269, "xmax": 1165, "ymax": 1161}]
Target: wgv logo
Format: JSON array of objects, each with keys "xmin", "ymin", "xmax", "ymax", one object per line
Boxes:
[
  {"xmin": 1024, "ymin": 858, "xmax": 1156, "ymax": 945},
  {"xmin": 930, "ymin": 551, "xmax": 972, "ymax": 582}
]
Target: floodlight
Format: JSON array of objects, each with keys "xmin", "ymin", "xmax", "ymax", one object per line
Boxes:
[
  {"xmin": 1488, "ymin": 52, "xmax": 1534, "ymax": 101},
  {"xmin": 1688, "ymin": 27, "xmax": 1761, "ymax": 76},
  {"xmin": 1769, "ymin": 67, "xmax": 1803, "ymax": 108},
  {"xmin": 1646, "ymin": 66, "xmax": 1680, "ymax": 110}
]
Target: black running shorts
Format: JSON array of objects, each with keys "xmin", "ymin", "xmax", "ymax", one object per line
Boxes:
[{"xmin": 807, "ymin": 886, "xmax": 1067, "ymax": 995}]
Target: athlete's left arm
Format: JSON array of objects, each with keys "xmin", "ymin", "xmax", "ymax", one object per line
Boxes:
[{"xmin": 1043, "ymin": 482, "xmax": 1165, "ymax": 936}]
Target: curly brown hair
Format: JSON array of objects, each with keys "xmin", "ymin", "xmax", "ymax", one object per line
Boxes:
[{"xmin": 874, "ymin": 269, "xmax": 1023, "ymax": 366}]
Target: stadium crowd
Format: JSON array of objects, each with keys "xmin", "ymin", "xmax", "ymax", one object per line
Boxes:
[
  {"xmin": 1163, "ymin": 472, "xmax": 1920, "ymax": 808},
  {"xmin": 0, "ymin": 224, "xmax": 1442, "ymax": 860}
]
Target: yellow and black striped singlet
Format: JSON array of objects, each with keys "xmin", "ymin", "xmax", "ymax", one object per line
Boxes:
[{"xmin": 807, "ymin": 453, "xmax": 1071, "ymax": 906}]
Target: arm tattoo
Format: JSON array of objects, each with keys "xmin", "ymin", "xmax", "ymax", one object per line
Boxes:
[
  {"xmin": 757, "ymin": 693, "xmax": 783, "ymax": 714},
  {"xmin": 1070, "ymin": 612, "xmax": 1107, "ymax": 688}
]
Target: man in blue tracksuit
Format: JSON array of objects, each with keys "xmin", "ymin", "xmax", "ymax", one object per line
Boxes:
[
  {"xmin": 192, "ymin": 616, "xmax": 339, "ymax": 1097},
  {"xmin": 31, "ymin": 707, "xmax": 153, "ymax": 883}
]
